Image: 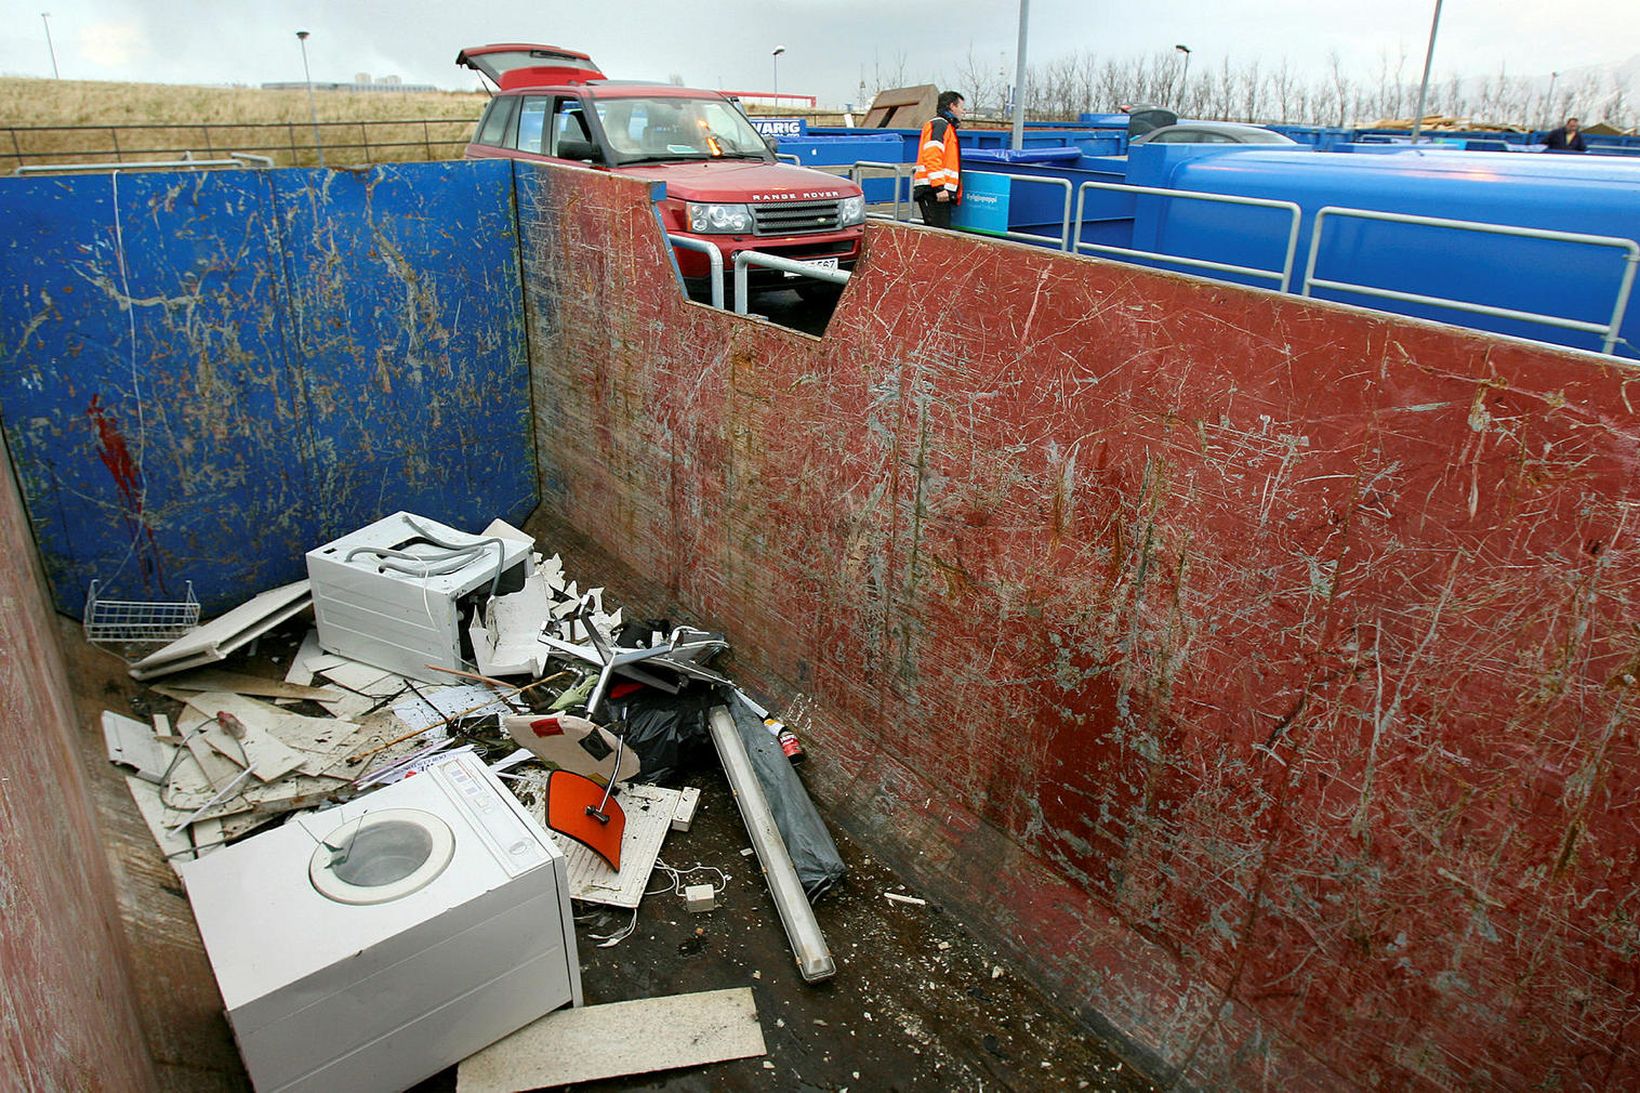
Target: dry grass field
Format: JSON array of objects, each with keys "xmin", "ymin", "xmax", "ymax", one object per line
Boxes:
[{"xmin": 0, "ymin": 76, "xmax": 489, "ymax": 169}]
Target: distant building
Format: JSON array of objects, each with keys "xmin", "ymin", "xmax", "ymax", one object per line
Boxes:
[{"xmin": 260, "ymin": 75, "xmax": 439, "ymax": 94}]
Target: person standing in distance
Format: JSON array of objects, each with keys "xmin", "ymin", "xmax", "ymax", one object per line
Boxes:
[
  {"xmin": 1542, "ymin": 116, "xmax": 1587, "ymax": 152},
  {"xmin": 914, "ymin": 91, "xmax": 966, "ymax": 229}
]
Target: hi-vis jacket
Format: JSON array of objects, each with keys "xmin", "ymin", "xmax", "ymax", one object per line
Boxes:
[{"xmin": 914, "ymin": 115, "xmax": 962, "ymax": 202}]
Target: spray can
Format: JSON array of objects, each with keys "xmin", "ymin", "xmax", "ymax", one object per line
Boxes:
[{"xmin": 764, "ymin": 716, "xmax": 806, "ymax": 764}]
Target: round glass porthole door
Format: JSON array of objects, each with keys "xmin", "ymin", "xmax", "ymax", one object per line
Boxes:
[{"xmin": 309, "ymin": 808, "xmax": 456, "ymax": 905}]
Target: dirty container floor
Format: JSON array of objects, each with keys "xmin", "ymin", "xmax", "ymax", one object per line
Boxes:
[{"xmin": 62, "ymin": 616, "xmax": 1154, "ymax": 1092}]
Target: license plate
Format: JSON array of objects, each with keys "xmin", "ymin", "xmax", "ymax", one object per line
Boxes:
[{"xmin": 784, "ymin": 256, "xmax": 839, "ymax": 277}]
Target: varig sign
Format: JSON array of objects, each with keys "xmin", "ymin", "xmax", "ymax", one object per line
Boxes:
[{"xmin": 750, "ymin": 117, "xmax": 808, "ymax": 140}]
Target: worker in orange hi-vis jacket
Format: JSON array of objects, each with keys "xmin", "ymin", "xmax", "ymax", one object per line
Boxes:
[{"xmin": 913, "ymin": 90, "xmax": 966, "ymax": 229}]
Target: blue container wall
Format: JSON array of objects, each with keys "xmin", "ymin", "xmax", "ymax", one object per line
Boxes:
[
  {"xmin": 0, "ymin": 161, "xmax": 536, "ymax": 616},
  {"xmin": 776, "ymin": 134, "xmax": 906, "ymax": 202},
  {"xmin": 1129, "ymin": 146, "xmax": 1640, "ymax": 356}
]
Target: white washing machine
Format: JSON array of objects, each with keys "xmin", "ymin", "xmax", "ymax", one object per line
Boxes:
[{"xmin": 180, "ymin": 753, "xmax": 582, "ymax": 1093}]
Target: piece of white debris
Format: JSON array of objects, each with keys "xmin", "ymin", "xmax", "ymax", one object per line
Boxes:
[
  {"xmin": 762, "ymin": 1060, "xmax": 775, "ymax": 1070},
  {"xmin": 992, "ymin": 965, "xmax": 1004, "ymax": 979},
  {"xmin": 752, "ymin": 970, "xmax": 762, "ymax": 980},
  {"xmin": 937, "ymin": 940, "xmax": 952, "ymax": 951},
  {"xmin": 776, "ymin": 1018, "xmax": 785, "ymax": 1028},
  {"xmin": 740, "ymin": 847, "xmax": 756, "ymax": 857},
  {"xmin": 884, "ymin": 892, "xmax": 926, "ymax": 907}
]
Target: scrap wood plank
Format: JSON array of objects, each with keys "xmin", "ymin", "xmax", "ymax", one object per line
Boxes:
[
  {"xmin": 125, "ymin": 776, "xmax": 197, "ymax": 877},
  {"xmin": 160, "ymin": 668, "xmax": 344, "ymax": 702},
  {"xmin": 456, "ymin": 987, "xmax": 765, "ymax": 1093}
]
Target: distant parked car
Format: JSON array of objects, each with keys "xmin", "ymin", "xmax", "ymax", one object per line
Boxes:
[{"xmin": 1131, "ymin": 123, "xmax": 1298, "ymax": 146}]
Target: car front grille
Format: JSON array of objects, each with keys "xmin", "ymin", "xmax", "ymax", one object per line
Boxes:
[{"xmin": 751, "ymin": 199, "xmax": 842, "ymax": 236}]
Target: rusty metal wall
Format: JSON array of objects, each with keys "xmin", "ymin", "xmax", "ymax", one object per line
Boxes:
[
  {"xmin": 0, "ymin": 442, "xmax": 154, "ymax": 1089},
  {"xmin": 517, "ymin": 164, "xmax": 1639, "ymax": 1088},
  {"xmin": 0, "ymin": 162, "xmax": 535, "ymax": 617}
]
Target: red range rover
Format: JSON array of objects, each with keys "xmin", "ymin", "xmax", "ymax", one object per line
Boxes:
[{"xmin": 457, "ymin": 43, "xmax": 864, "ymax": 300}]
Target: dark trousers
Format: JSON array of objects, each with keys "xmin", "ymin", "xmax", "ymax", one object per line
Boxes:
[{"xmin": 916, "ymin": 192, "xmax": 954, "ymax": 229}]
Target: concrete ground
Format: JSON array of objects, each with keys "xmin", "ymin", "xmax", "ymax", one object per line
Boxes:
[{"xmin": 65, "ymin": 614, "xmax": 1157, "ymax": 1093}]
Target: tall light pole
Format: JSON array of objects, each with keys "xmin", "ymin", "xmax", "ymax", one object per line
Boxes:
[
  {"xmin": 1409, "ymin": 0, "xmax": 1444, "ymax": 145},
  {"xmin": 40, "ymin": 12, "xmax": 59, "ymax": 79},
  {"xmin": 1547, "ymin": 70, "xmax": 1559, "ymax": 126},
  {"xmin": 295, "ymin": 30, "xmax": 325, "ymax": 166},
  {"xmin": 1011, "ymin": 0, "xmax": 1029, "ymax": 150},
  {"xmin": 772, "ymin": 45, "xmax": 785, "ymax": 104},
  {"xmin": 1175, "ymin": 43, "xmax": 1191, "ymax": 104}
]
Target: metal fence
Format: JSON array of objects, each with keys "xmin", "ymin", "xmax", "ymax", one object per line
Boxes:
[{"xmin": 2, "ymin": 118, "xmax": 479, "ymax": 172}]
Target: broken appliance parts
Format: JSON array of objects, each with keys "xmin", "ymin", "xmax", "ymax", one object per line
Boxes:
[
  {"xmin": 544, "ymin": 767, "xmax": 628, "ymax": 871},
  {"xmin": 306, "ymin": 512, "xmax": 531, "ymax": 683}
]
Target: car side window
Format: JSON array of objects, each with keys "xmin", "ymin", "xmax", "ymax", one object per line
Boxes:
[
  {"xmin": 548, "ymin": 99, "xmax": 593, "ymax": 156},
  {"xmin": 475, "ymin": 97, "xmax": 518, "ymax": 147},
  {"xmin": 516, "ymin": 96, "xmax": 551, "ymax": 154}
]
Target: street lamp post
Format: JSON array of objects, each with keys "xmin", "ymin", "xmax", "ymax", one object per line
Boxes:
[
  {"xmin": 40, "ymin": 12, "xmax": 59, "ymax": 79},
  {"xmin": 295, "ymin": 31, "xmax": 325, "ymax": 167},
  {"xmin": 1409, "ymin": 0, "xmax": 1444, "ymax": 145},
  {"xmin": 1011, "ymin": 0, "xmax": 1030, "ymax": 150},
  {"xmin": 772, "ymin": 45, "xmax": 785, "ymax": 104},
  {"xmin": 1547, "ymin": 70, "xmax": 1559, "ymax": 127},
  {"xmin": 1175, "ymin": 44, "xmax": 1191, "ymax": 105}
]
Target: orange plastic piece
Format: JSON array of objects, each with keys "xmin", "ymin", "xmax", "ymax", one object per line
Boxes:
[{"xmin": 544, "ymin": 769, "xmax": 625, "ymax": 871}]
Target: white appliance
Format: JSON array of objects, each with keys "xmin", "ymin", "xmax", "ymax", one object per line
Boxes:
[
  {"xmin": 306, "ymin": 511, "xmax": 531, "ymax": 682},
  {"xmin": 180, "ymin": 753, "xmax": 581, "ymax": 1093}
]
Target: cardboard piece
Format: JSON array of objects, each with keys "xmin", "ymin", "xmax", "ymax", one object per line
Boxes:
[{"xmin": 456, "ymin": 988, "xmax": 766, "ymax": 1092}]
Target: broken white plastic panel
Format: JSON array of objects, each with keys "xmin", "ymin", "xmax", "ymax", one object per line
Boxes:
[
  {"xmin": 468, "ymin": 568, "xmax": 553, "ymax": 678},
  {"xmin": 706, "ymin": 706, "xmax": 834, "ymax": 983},
  {"xmin": 129, "ymin": 580, "xmax": 313, "ymax": 681},
  {"xmin": 306, "ymin": 512, "xmax": 530, "ymax": 683}
]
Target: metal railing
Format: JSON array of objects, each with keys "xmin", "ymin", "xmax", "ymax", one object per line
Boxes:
[
  {"xmin": 2, "ymin": 117, "xmax": 478, "ymax": 170},
  {"xmin": 732, "ymin": 251, "xmax": 850, "ymax": 314},
  {"xmin": 1073, "ymin": 181, "xmax": 1303, "ymax": 291},
  {"xmin": 964, "ymin": 171, "xmax": 1074, "ymax": 252},
  {"xmin": 666, "ymin": 234, "xmax": 726, "ymax": 309},
  {"xmin": 1301, "ymin": 206, "xmax": 1640, "ymax": 355},
  {"xmin": 847, "ymin": 161, "xmax": 915, "ymax": 222},
  {"xmin": 16, "ymin": 152, "xmax": 274, "ymax": 176}
]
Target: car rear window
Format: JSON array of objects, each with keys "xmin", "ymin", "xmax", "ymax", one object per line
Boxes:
[{"xmin": 476, "ymin": 98, "xmax": 518, "ymax": 147}]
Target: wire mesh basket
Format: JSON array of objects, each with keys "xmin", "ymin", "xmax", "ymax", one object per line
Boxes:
[{"xmin": 84, "ymin": 579, "xmax": 201, "ymax": 645}]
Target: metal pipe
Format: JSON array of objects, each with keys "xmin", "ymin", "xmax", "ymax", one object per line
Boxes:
[
  {"xmin": 1302, "ymin": 205, "xmax": 1639, "ymax": 353},
  {"xmin": 16, "ymin": 157, "xmax": 272, "ymax": 175},
  {"xmin": 1409, "ymin": 0, "xmax": 1444, "ymax": 144},
  {"xmin": 1072, "ymin": 179, "xmax": 1302, "ymax": 290},
  {"xmin": 706, "ymin": 706, "xmax": 835, "ymax": 982},
  {"xmin": 665, "ymin": 234, "xmax": 725, "ymax": 309},
  {"xmin": 1010, "ymin": 0, "xmax": 1029, "ymax": 150},
  {"xmin": 732, "ymin": 251, "xmax": 850, "ymax": 314}
]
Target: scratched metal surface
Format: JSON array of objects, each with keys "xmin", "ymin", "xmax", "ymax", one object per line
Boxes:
[
  {"xmin": 0, "ymin": 442, "xmax": 155, "ymax": 1089},
  {"xmin": 517, "ymin": 163, "xmax": 1640, "ymax": 1087},
  {"xmin": 0, "ymin": 162, "xmax": 534, "ymax": 617}
]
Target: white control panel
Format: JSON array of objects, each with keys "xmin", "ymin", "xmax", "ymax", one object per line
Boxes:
[{"xmin": 435, "ymin": 754, "xmax": 550, "ymax": 877}]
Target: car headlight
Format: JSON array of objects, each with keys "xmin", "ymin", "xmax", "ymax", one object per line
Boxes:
[
  {"xmin": 687, "ymin": 202, "xmax": 753, "ymax": 234},
  {"xmin": 838, "ymin": 195, "xmax": 866, "ymax": 227}
]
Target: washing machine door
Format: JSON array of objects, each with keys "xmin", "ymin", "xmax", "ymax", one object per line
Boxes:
[{"xmin": 309, "ymin": 808, "xmax": 457, "ymax": 905}]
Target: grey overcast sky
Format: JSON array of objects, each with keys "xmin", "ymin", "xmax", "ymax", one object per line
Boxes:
[{"xmin": 3, "ymin": 0, "xmax": 1636, "ymax": 106}]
